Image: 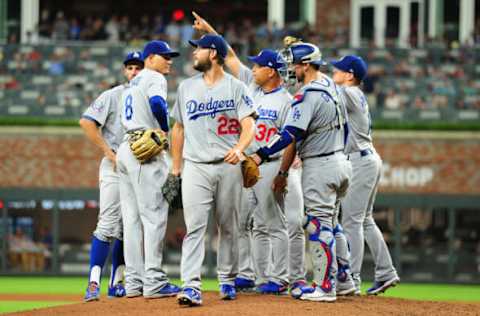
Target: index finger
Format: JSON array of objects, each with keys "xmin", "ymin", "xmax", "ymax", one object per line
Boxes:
[{"xmin": 192, "ymin": 11, "xmax": 201, "ymax": 20}]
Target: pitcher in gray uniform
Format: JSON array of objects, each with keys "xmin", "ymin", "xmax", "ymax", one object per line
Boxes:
[
  {"xmin": 116, "ymin": 41, "xmax": 181, "ymax": 299},
  {"xmin": 80, "ymin": 52, "xmax": 143, "ymax": 302},
  {"xmin": 252, "ymin": 42, "xmax": 351, "ymax": 302},
  {"xmin": 332, "ymin": 55, "xmax": 400, "ymax": 295},
  {"xmin": 171, "ymin": 34, "xmax": 257, "ymax": 307},
  {"xmin": 192, "ymin": 12, "xmax": 307, "ymax": 295}
]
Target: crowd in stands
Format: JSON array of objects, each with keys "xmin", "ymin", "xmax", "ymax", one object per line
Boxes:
[{"xmin": 1, "ymin": 10, "xmax": 480, "ymax": 118}]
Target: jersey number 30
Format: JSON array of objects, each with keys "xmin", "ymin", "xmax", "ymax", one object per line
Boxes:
[{"xmin": 125, "ymin": 94, "xmax": 133, "ymax": 120}]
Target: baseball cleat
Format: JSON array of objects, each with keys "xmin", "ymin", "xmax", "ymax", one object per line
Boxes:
[
  {"xmin": 234, "ymin": 277, "xmax": 255, "ymax": 292},
  {"xmin": 366, "ymin": 276, "xmax": 400, "ymax": 295},
  {"xmin": 145, "ymin": 283, "xmax": 181, "ymax": 298},
  {"xmin": 177, "ymin": 287, "xmax": 202, "ymax": 306},
  {"xmin": 354, "ymin": 288, "xmax": 361, "ymax": 296},
  {"xmin": 290, "ymin": 281, "xmax": 315, "ymax": 299},
  {"xmin": 126, "ymin": 288, "xmax": 143, "ymax": 298},
  {"xmin": 336, "ymin": 280, "xmax": 357, "ymax": 296},
  {"xmin": 257, "ymin": 281, "xmax": 288, "ymax": 295},
  {"xmin": 84, "ymin": 281, "xmax": 100, "ymax": 302},
  {"xmin": 108, "ymin": 283, "xmax": 127, "ymax": 298},
  {"xmin": 300, "ymin": 286, "xmax": 336, "ymax": 302},
  {"xmin": 219, "ymin": 284, "xmax": 237, "ymax": 300}
]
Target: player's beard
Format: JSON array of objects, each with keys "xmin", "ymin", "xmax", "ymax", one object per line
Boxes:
[
  {"xmin": 193, "ymin": 58, "xmax": 212, "ymax": 72},
  {"xmin": 296, "ymin": 71, "xmax": 305, "ymax": 84}
]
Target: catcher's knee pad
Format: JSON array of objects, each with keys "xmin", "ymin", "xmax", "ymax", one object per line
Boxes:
[{"xmin": 304, "ymin": 216, "xmax": 335, "ymax": 292}]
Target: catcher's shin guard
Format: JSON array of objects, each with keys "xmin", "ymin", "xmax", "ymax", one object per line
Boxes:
[{"xmin": 303, "ymin": 215, "xmax": 335, "ymax": 293}]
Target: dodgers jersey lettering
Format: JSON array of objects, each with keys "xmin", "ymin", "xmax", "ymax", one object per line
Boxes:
[
  {"xmin": 120, "ymin": 68, "xmax": 167, "ymax": 132},
  {"xmin": 172, "ymin": 73, "xmax": 256, "ymax": 163},
  {"xmin": 82, "ymin": 84, "xmax": 127, "ymax": 151},
  {"xmin": 285, "ymin": 75, "xmax": 347, "ymax": 158},
  {"xmin": 238, "ymin": 65, "xmax": 291, "ymax": 158},
  {"xmin": 340, "ymin": 86, "xmax": 373, "ymax": 154}
]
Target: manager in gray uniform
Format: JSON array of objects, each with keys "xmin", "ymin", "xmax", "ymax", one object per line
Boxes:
[
  {"xmin": 252, "ymin": 42, "xmax": 351, "ymax": 302},
  {"xmin": 171, "ymin": 34, "xmax": 256, "ymax": 307},
  {"xmin": 332, "ymin": 55, "xmax": 400, "ymax": 295}
]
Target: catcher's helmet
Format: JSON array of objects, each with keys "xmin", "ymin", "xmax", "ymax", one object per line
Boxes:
[{"xmin": 278, "ymin": 42, "xmax": 325, "ymax": 66}]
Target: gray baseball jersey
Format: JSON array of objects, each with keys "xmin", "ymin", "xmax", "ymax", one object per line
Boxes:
[
  {"xmin": 121, "ymin": 68, "xmax": 165, "ymax": 132},
  {"xmin": 238, "ymin": 65, "xmax": 291, "ymax": 158},
  {"xmin": 82, "ymin": 84, "xmax": 127, "ymax": 151},
  {"xmin": 237, "ymin": 64, "xmax": 292, "ymax": 286},
  {"xmin": 285, "ymin": 75, "xmax": 346, "ymax": 158},
  {"xmin": 340, "ymin": 86, "xmax": 398, "ymax": 291},
  {"xmin": 286, "ymin": 74, "xmax": 352, "ymax": 296},
  {"xmin": 172, "ymin": 72, "xmax": 257, "ymax": 290},
  {"xmin": 172, "ymin": 72, "xmax": 256, "ymax": 162},
  {"xmin": 116, "ymin": 67, "xmax": 172, "ymax": 297},
  {"xmin": 341, "ymin": 86, "xmax": 373, "ymax": 154}
]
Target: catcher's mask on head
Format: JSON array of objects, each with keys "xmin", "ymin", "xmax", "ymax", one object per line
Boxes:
[{"xmin": 277, "ymin": 42, "xmax": 326, "ymax": 85}]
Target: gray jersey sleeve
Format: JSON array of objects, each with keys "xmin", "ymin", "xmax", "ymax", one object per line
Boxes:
[
  {"xmin": 171, "ymin": 81, "xmax": 184, "ymax": 124},
  {"xmin": 82, "ymin": 89, "xmax": 113, "ymax": 126},
  {"xmin": 235, "ymin": 82, "xmax": 257, "ymax": 121},
  {"xmin": 147, "ymin": 73, "xmax": 168, "ymax": 100},
  {"xmin": 284, "ymin": 92, "xmax": 314, "ymax": 131},
  {"xmin": 238, "ymin": 64, "xmax": 254, "ymax": 86}
]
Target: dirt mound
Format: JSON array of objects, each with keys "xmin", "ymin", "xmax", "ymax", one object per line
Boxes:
[{"xmin": 7, "ymin": 292, "xmax": 480, "ymax": 316}]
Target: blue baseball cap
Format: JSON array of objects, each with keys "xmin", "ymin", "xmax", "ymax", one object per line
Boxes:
[
  {"xmin": 123, "ymin": 51, "xmax": 144, "ymax": 66},
  {"xmin": 188, "ymin": 34, "xmax": 228, "ymax": 59},
  {"xmin": 142, "ymin": 40, "xmax": 180, "ymax": 59},
  {"xmin": 247, "ymin": 49, "xmax": 284, "ymax": 70},
  {"xmin": 331, "ymin": 55, "xmax": 368, "ymax": 81}
]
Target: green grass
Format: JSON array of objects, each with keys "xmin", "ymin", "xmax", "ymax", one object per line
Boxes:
[
  {"xmin": 0, "ymin": 277, "xmax": 479, "ymax": 314},
  {"xmin": 0, "ymin": 301, "xmax": 74, "ymax": 314},
  {"xmin": 1, "ymin": 116, "xmax": 479, "ymax": 131}
]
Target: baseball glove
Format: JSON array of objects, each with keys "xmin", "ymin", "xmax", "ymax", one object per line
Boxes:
[
  {"xmin": 129, "ymin": 129, "xmax": 168, "ymax": 163},
  {"xmin": 241, "ymin": 156, "xmax": 260, "ymax": 188},
  {"xmin": 162, "ymin": 173, "xmax": 182, "ymax": 209}
]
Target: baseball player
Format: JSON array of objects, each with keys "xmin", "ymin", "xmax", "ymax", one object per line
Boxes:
[
  {"xmin": 192, "ymin": 12, "xmax": 288, "ymax": 295},
  {"xmin": 80, "ymin": 51, "xmax": 144, "ymax": 302},
  {"xmin": 251, "ymin": 42, "xmax": 351, "ymax": 302},
  {"xmin": 171, "ymin": 34, "xmax": 257, "ymax": 306},
  {"xmin": 332, "ymin": 55, "xmax": 400, "ymax": 295},
  {"xmin": 192, "ymin": 13, "xmax": 308, "ymax": 296},
  {"xmin": 116, "ymin": 40, "xmax": 181, "ymax": 299}
]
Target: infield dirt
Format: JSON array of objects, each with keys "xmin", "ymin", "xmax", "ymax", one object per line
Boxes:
[{"xmin": 4, "ymin": 292, "xmax": 480, "ymax": 316}]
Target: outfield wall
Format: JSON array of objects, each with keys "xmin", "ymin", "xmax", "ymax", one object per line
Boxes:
[{"xmin": 0, "ymin": 128, "xmax": 479, "ymax": 282}]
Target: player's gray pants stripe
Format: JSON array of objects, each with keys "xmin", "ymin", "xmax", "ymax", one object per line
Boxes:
[
  {"xmin": 250, "ymin": 160, "xmax": 289, "ymax": 286},
  {"xmin": 341, "ymin": 152, "xmax": 398, "ymax": 287},
  {"xmin": 117, "ymin": 143, "xmax": 170, "ymax": 296},
  {"xmin": 284, "ymin": 167, "xmax": 306, "ymax": 284},
  {"xmin": 93, "ymin": 157, "xmax": 122, "ymax": 242},
  {"xmin": 180, "ymin": 160, "xmax": 241, "ymax": 289}
]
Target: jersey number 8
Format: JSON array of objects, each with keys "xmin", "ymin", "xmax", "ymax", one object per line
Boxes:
[{"xmin": 125, "ymin": 94, "xmax": 133, "ymax": 120}]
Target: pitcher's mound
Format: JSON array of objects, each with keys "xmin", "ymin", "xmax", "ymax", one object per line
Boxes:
[{"xmin": 8, "ymin": 292, "xmax": 480, "ymax": 316}]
